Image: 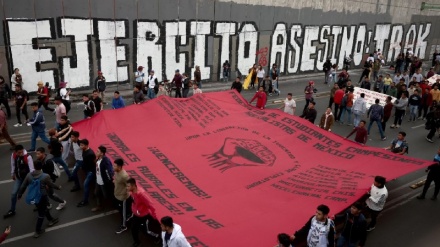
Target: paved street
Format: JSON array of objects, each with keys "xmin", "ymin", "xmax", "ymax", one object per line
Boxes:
[{"xmin": 1, "ymin": 69, "xmax": 440, "ymax": 246}]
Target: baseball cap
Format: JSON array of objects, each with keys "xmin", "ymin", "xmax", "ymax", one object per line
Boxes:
[{"xmin": 138, "ymin": 66, "xmax": 144, "ymax": 70}]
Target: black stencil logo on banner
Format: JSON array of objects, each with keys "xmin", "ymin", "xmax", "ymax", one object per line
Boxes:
[{"xmin": 205, "ymin": 138, "xmax": 276, "ymax": 172}]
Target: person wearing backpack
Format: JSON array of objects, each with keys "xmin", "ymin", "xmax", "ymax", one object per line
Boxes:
[
  {"xmin": 4, "ymin": 145, "xmax": 34, "ymax": 219},
  {"xmin": 36, "ymin": 81, "xmax": 54, "ymax": 112},
  {"xmin": 82, "ymin": 94, "xmax": 96, "ymax": 119},
  {"xmin": 17, "ymin": 160, "xmax": 61, "ymax": 238},
  {"xmin": 36, "ymin": 147, "xmax": 66, "ymax": 210},
  {"xmin": 367, "ymin": 99, "xmax": 387, "ymax": 141},
  {"xmin": 0, "ymin": 76, "xmax": 12, "ymax": 118}
]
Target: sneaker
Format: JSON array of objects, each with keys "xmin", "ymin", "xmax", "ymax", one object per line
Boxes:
[
  {"xmin": 77, "ymin": 201, "xmax": 88, "ymax": 207},
  {"xmin": 426, "ymin": 137, "xmax": 434, "ymax": 143},
  {"xmin": 416, "ymin": 195, "xmax": 425, "ymax": 200},
  {"xmin": 381, "ymin": 136, "xmax": 387, "ymax": 141},
  {"xmin": 26, "ymin": 123, "xmax": 31, "ymax": 126},
  {"xmin": 33, "ymin": 229, "xmax": 45, "ymax": 238},
  {"xmin": 47, "ymin": 218, "xmax": 59, "ymax": 227},
  {"xmin": 47, "ymin": 203, "xmax": 52, "ymax": 210},
  {"xmin": 115, "ymin": 225, "xmax": 127, "ymax": 234},
  {"xmin": 396, "ymin": 124, "xmax": 400, "ymax": 128},
  {"xmin": 59, "ymin": 165, "xmax": 63, "ymax": 169},
  {"xmin": 91, "ymin": 206, "xmax": 103, "ymax": 212},
  {"xmin": 56, "ymin": 201, "xmax": 67, "ymax": 210},
  {"xmin": 366, "ymin": 227, "xmax": 375, "ymax": 232},
  {"xmin": 13, "ymin": 123, "xmax": 22, "ymax": 127},
  {"xmin": 268, "ymin": 93, "xmax": 272, "ymax": 96},
  {"xmin": 126, "ymin": 214, "xmax": 133, "ymax": 223},
  {"xmin": 347, "ymin": 123, "xmax": 352, "ymax": 126},
  {"xmin": 3, "ymin": 210, "xmax": 15, "ymax": 219},
  {"xmin": 390, "ymin": 124, "xmax": 395, "ymax": 128},
  {"xmin": 70, "ymin": 186, "xmax": 81, "ymax": 192}
]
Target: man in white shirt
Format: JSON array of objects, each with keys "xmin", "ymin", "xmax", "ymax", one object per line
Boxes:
[
  {"xmin": 146, "ymin": 70, "xmax": 158, "ymax": 99},
  {"xmin": 411, "ymin": 68, "xmax": 423, "ymax": 83},
  {"xmin": 70, "ymin": 131, "xmax": 84, "ymax": 192},
  {"xmin": 92, "ymin": 146, "xmax": 114, "ymax": 212},
  {"xmin": 280, "ymin": 93, "xmax": 296, "ymax": 115},
  {"xmin": 365, "ymin": 176, "xmax": 388, "ymax": 232},
  {"xmin": 135, "ymin": 66, "xmax": 145, "ymax": 86}
]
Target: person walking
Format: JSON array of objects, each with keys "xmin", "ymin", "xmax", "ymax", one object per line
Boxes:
[
  {"xmin": 425, "ymin": 106, "xmax": 439, "ymax": 143},
  {"xmin": 58, "ymin": 81, "xmax": 71, "ymax": 113},
  {"xmin": 82, "ymin": 94, "xmax": 96, "ymax": 119},
  {"xmin": 367, "ymin": 99, "xmax": 387, "ymax": 141},
  {"xmin": 13, "ymin": 84, "xmax": 29, "ymax": 127},
  {"xmin": 70, "ymin": 131, "xmax": 83, "ymax": 192},
  {"xmin": 160, "ymin": 216, "xmax": 192, "ymax": 247},
  {"xmin": 270, "ymin": 64, "xmax": 280, "ymax": 94},
  {"xmin": 304, "ymin": 81, "xmax": 315, "ymax": 112},
  {"xmin": 172, "ymin": 69, "xmax": 183, "ymax": 98},
  {"xmin": 390, "ymin": 93, "xmax": 408, "ymax": 128},
  {"xmin": 182, "ymin": 73, "xmax": 191, "ymax": 98},
  {"xmin": 36, "ymin": 81, "xmax": 54, "ymax": 112},
  {"xmin": 3, "ymin": 145, "xmax": 34, "ymax": 219},
  {"xmin": 0, "ymin": 107, "xmax": 16, "ymax": 150},
  {"xmin": 333, "ymin": 86, "xmax": 345, "ymax": 121},
  {"xmin": 416, "ymin": 158, "xmax": 440, "ymax": 200},
  {"xmin": 323, "ymin": 59, "xmax": 332, "ymax": 84},
  {"xmin": 319, "ymin": 108, "xmax": 334, "ymax": 131},
  {"xmin": 76, "ymin": 139, "xmax": 96, "ymax": 207},
  {"xmin": 146, "ymin": 70, "xmax": 158, "ymax": 99},
  {"xmin": 48, "ymin": 131, "xmax": 73, "ymax": 181},
  {"xmin": 194, "ymin": 65, "xmax": 202, "ymax": 89},
  {"xmin": 365, "ymin": 176, "xmax": 388, "ymax": 232},
  {"xmin": 54, "ymin": 96, "xmax": 67, "ymax": 129},
  {"xmin": 335, "ymin": 202, "xmax": 367, "ymax": 247},
  {"xmin": 222, "ymin": 60, "xmax": 230, "ymax": 81},
  {"xmin": 28, "ymin": 102, "xmax": 51, "ymax": 152},
  {"xmin": 92, "ymin": 146, "xmax": 114, "ymax": 212},
  {"xmin": 128, "ymin": 178, "xmax": 161, "ymax": 247},
  {"xmin": 95, "ymin": 71, "xmax": 106, "ymax": 102},
  {"xmin": 345, "ymin": 120, "xmax": 368, "ymax": 145},
  {"xmin": 113, "ymin": 158, "xmax": 132, "ymax": 234},
  {"xmin": 300, "ymin": 102, "xmax": 318, "ymax": 124},
  {"xmin": 249, "ymin": 86, "xmax": 267, "ymax": 110},
  {"xmin": 134, "ymin": 66, "xmax": 145, "ymax": 87},
  {"xmin": 256, "ymin": 65, "xmax": 265, "ymax": 90},
  {"xmin": 408, "ymin": 90, "xmax": 421, "ymax": 122},
  {"xmin": 0, "ymin": 76, "xmax": 12, "ymax": 118},
  {"xmin": 382, "ymin": 96, "xmax": 393, "ymax": 131},
  {"xmin": 329, "ymin": 83, "xmax": 338, "ymax": 108},
  {"xmin": 352, "ymin": 93, "xmax": 367, "ymax": 127},
  {"xmin": 291, "ymin": 204, "xmax": 335, "ymax": 247},
  {"xmin": 279, "ymin": 93, "xmax": 296, "ymax": 115},
  {"xmin": 17, "ymin": 160, "xmax": 61, "ymax": 238}
]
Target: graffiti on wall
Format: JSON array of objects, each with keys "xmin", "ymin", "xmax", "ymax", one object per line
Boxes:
[{"xmin": 4, "ymin": 18, "xmax": 432, "ymax": 91}]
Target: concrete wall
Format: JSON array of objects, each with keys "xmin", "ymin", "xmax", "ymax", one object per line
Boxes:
[{"xmin": 1, "ymin": 0, "xmax": 440, "ymax": 91}]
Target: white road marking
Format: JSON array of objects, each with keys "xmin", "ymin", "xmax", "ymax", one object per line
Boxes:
[
  {"xmin": 411, "ymin": 124, "xmax": 425, "ymax": 129},
  {"xmin": 2, "ymin": 210, "xmax": 118, "ymax": 244},
  {"xmin": 0, "ymin": 179, "xmax": 13, "ymax": 184}
]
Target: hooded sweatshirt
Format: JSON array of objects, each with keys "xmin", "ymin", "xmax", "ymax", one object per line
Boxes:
[
  {"xmin": 17, "ymin": 170, "xmax": 60, "ymax": 198},
  {"xmin": 161, "ymin": 223, "xmax": 192, "ymax": 247},
  {"xmin": 366, "ymin": 184, "xmax": 388, "ymax": 211}
]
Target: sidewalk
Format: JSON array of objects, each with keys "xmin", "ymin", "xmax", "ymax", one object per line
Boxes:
[{"xmin": 66, "ymin": 68, "xmax": 364, "ymax": 103}]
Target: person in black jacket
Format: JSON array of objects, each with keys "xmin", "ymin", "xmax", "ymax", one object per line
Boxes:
[
  {"xmin": 335, "ymin": 202, "xmax": 367, "ymax": 247},
  {"xmin": 417, "ymin": 149, "xmax": 440, "ymax": 200},
  {"xmin": 231, "ymin": 77, "xmax": 243, "ymax": 93},
  {"xmin": 77, "ymin": 139, "xmax": 96, "ymax": 207},
  {"xmin": 92, "ymin": 146, "xmax": 114, "ymax": 212},
  {"xmin": 36, "ymin": 147, "xmax": 67, "ymax": 210},
  {"xmin": 300, "ymin": 101, "xmax": 318, "ymax": 124}
]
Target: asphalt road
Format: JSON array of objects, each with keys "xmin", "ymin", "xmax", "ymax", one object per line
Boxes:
[{"xmin": 1, "ymin": 69, "xmax": 439, "ymax": 247}]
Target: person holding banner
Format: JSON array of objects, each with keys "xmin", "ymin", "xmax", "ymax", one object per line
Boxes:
[
  {"xmin": 390, "ymin": 94, "xmax": 408, "ymax": 129},
  {"xmin": 352, "ymin": 93, "xmax": 367, "ymax": 127},
  {"xmin": 300, "ymin": 102, "xmax": 317, "ymax": 124},
  {"xmin": 319, "ymin": 108, "xmax": 334, "ymax": 131},
  {"xmin": 280, "ymin": 93, "xmax": 296, "ymax": 116},
  {"xmin": 249, "ymin": 86, "xmax": 267, "ymax": 110},
  {"xmin": 345, "ymin": 120, "xmax": 368, "ymax": 145},
  {"xmin": 367, "ymin": 99, "xmax": 387, "ymax": 141},
  {"xmin": 382, "ymin": 96, "xmax": 393, "ymax": 131},
  {"xmin": 365, "ymin": 176, "xmax": 388, "ymax": 232}
]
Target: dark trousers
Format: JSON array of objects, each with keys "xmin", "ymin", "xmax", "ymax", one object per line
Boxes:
[
  {"xmin": 38, "ymin": 100, "xmax": 54, "ymax": 111},
  {"xmin": 334, "ymin": 103, "xmax": 340, "ymax": 120},
  {"xmin": 393, "ymin": 109, "xmax": 405, "ymax": 125},
  {"xmin": 94, "ymin": 184, "xmax": 113, "ymax": 207},
  {"xmin": 36, "ymin": 196, "xmax": 55, "ymax": 232},
  {"xmin": 419, "ymin": 105, "xmax": 429, "ymax": 118},
  {"xmin": 182, "ymin": 88, "xmax": 190, "ymax": 98},
  {"xmin": 381, "ymin": 116, "xmax": 389, "ymax": 132},
  {"xmin": 131, "ymin": 214, "xmax": 161, "ymax": 244},
  {"xmin": 367, "ymin": 207, "xmax": 381, "ymax": 228},
  {"xmin": 359, "ymin": 71, "xmax": 370, "ymax": 83},
  {"xmin": 15, "ymin": 104, "xmax": 28, "ymax": 124},
  {"xmin": 0, "ymin": 98, "xmax": 11, "ymax": 117},
  {"xmin": 427, "ymin": 126, "xmax": 437, "ymax": 139},
  {"xmin": 328, "ymin": 97, "xmax": 334, "ymax": 108},
  {"xmin": 175, "ymin": 88, "xmax": 182, "ymax": 98},
  {"xmin": 420, "ymin": 176, "xmax": 440, "ymax": 198},
  {"xmin": 115, "ymin": 197, "xmax": 133, "ymax": 227},
  {"xmin": 304, "ymin": 98, "xmax": 312, "ymax": 112}
]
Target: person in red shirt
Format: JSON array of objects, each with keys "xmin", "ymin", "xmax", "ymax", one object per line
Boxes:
[
  {"xmin": 345, "ymin": 120, "xmax": 368, "ymax": 145},
  {"xmin": 420, "ymin": 80, "xmax": 431, "ymax": 94},
  {"xmin": 36, "ymin": 81, "xmax": 54, "ymax": 112},
  {"xmin": 333, "ymin": 86, "xmax": 345, "ymax": 121},
  {"xmin": 382, "ymin": 96, "xmax": 394, "ymax": 131},
  {"xmin": 419, "ymin": 87, "xmax": 433, "ymax": 120},
  {"xmin": 127, "ymin": 178, "xmax": 161, "ymax": 247},
  {"xmin": 249, "ymin": 86, "xmax": 267, "ymax": 109}
]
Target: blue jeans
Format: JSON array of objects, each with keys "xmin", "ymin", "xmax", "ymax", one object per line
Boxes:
[
  {"xmin": 337, "ymin": 235, "xmax": 358, "ymax": 247},
  {"xmin": 10, "ymin": 179, "xmax": 23, "ymax": 212},
  {"xmin": 83, "ymin": 171, "xmax": 95, "ymax": 203},
  {"xmin": 383, "ymin": 85, "xmax": 389, "ymax": 94},
  {"xmin": 353, "ymin": 111, "xmax": 362, "ymax": 127},
  {"xmin": 340, "ymin": 107, "xmax": 352, "ymax": 124},
  {"xmin": 409, "ymin": 105, "xmax": 418, "ymax": 121},
  {"xmin": 147, "ymin": 88, "xmax": 156, "ymax": 99},
  {"xmin": 72, "ymin": 160, "xmax": 84, "ymax": 188},
  {"xmin": 30, "ymin": 130, "xmax": 50, "ymax": 150},
  {"xmin": 52, "ymin": 156, "xmax": 72, "ymax": 179},
  {"xmin": 368, "ymin": 119, "xmax": 385, "ymax": 138}
]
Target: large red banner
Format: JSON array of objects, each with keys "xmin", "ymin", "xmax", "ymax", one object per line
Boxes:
[{"xmin": 73, "ymin": 91, "xmax": 430, "ymax": 246}]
